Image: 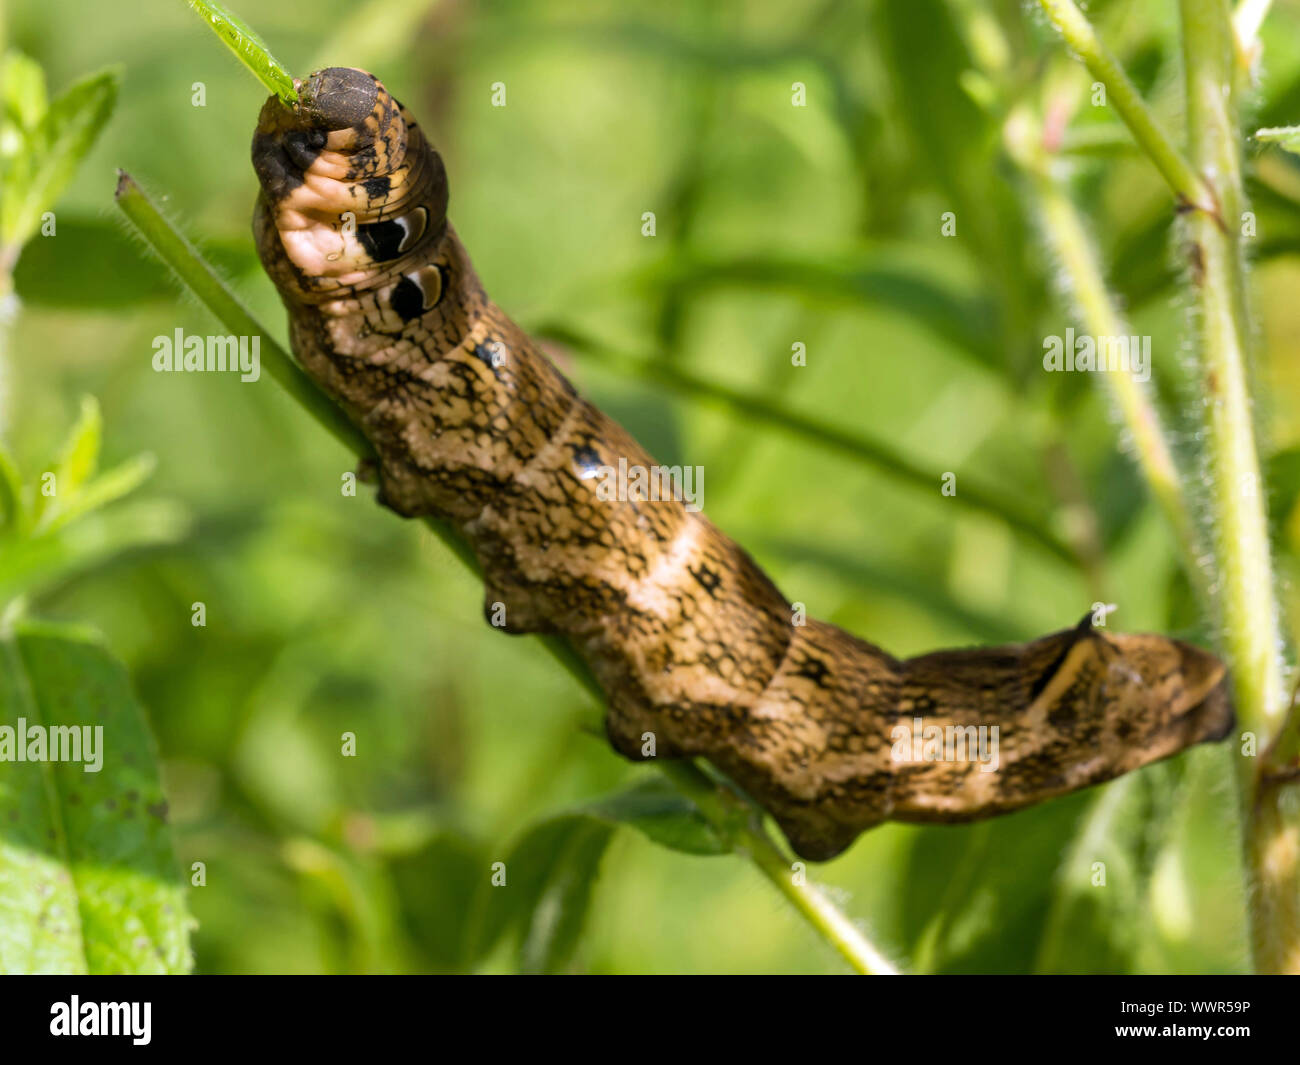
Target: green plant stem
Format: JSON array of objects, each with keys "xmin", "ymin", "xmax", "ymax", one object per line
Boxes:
[
  {"xmin": 1016, "ymin": 149, "xmax": 1209, "ymax": 605},
  {"xmin": 1180, "ymin": 0, "xmax": 1296, "ymax": 973},
  {"xmin": 534, "ymin": 322, "xmax": 1079, "ymax": 566},
  {"xmin": 657, "ymin": 760, "xmax": 899, "ymax": 975},
  {"xmin": 114, "ymin": 170, "xmax": 898, "ymax": 975},
  {"xmin": 115, "ymin": 172, "xmax": 368, "ymax": 458},
  {"xmin": 1036, "ymin": 0, "xmax": 1215, "ymax": 216},
  {"xmin": 0, "ymin": 284, "xmax": 14, "ymax": 436},
  {"xmin": 185, "ymin": 0, "xmax": 298, "ymax": 104}
]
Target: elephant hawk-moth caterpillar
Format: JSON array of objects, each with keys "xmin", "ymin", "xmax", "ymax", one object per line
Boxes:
[{"xmin": 250, "ymin": 68, "xmax": 1234, "ymax": 861}]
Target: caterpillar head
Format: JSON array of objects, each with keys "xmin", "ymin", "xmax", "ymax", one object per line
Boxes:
[{"xmin": 251, "ymin": 67, "xmax": 448, "ymax": 299}]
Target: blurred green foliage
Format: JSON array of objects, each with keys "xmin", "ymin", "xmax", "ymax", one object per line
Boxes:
[
  {"xmin": 0, "ymin": 399, "xmax": 191, "ymax": 973},
  {"xmin": 4, "ymin": 0, "xmax": 1300, "ymax": 972}
]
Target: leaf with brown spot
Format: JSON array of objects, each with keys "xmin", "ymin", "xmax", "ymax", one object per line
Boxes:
[{"xmin": 0, "ymin": 621, "xmax": 192, "ymax": 973}]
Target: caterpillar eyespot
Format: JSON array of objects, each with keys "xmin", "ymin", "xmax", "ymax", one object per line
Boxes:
[
  {"xmin": 358, "ymin": 206, "xmax": 428, "ymax": 262},
  {"xmin": 251, "ymin": 68, "xmax": 1235, "ymax": 861},
  {"xmin": 390, "ymin": 275, "xmax": 425, "ymax": 321}
]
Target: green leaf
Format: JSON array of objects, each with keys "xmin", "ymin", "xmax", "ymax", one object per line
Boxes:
[
  {"xmin": 470, "ymin": 816, "xmax": 613, "ymax": 973},
  {"xmin": 0, "ymin": 499, "xmax": 189, "ymax": 604},
  {"xmin": 466, "ymin": 779, "xmax": 725, "ymax": 972},
  {"xmin": 0, "ymin": 402, "xmax": 179, "ymax": 605},
  {"xmin": 1033, "ymin": 775, "xmax": 1156, "ymax": 973},
  {"xmin": 42, "ymin": 453, "xmax": 158, "ymax": 534},
  {"xmin": 900, "ymin": 795, "xmax": 1093, "ymax": 973},
  {"xmin": 0, "ymin": 444, "xmax": 23, "ymax": 533},
  {"xmin": 578, "ymin": 777, "xmax": 728, "ymax": 856},
  {"xmin": 56, "ymin": 396, "xmax": 102, "ymax": 494},
  {"xmin": 12, "ymin": 215, "xmax": 260, "ymax": 308},
  {"xmin": 0, "ymin": 620, "xmax": 193, "ymax": 973},
  {"xmin": 390, "ymin": 830, "xmax": 488, "ymax": 971},
  {"xmin": 33, "ymin": 396, "xmax": 101, "ymax": 530},
  {"xmin": 517, "ymin": 821, "xmax": 611, "ymax": 974},
  {"xmin": 2, "ymin": 51, "xmax": 48, "ymax": 134},
  {"xmin": 186, "ymin": 0, "xmax": 298, "ymax": 105},
  {"xmin": 1256, "ymin": 126, "xmax": 1300, "ymax": 154},
  {"xmin": 0, "ymin": 67, "xmax": 120, "ymax": 251},
  {"xmin": 1267, "ymin": 444, "xmax": 1300, "ymax": 542}
]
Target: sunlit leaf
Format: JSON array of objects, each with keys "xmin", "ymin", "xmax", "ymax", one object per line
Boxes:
[
  {"xmin": 0, "ymin": 67, "xmax": 119, "ymax": 251},
  {"xmin": 43, "ymin": 454, "xmax": 157, "ymax": 535},
  {"xmin": 33, "ymin": 396, "xmax": 101, "ymax": 530},
  {"xmin": 2, "ymin": 51, "xmax": 48, "ymax": 134},
  {"xmin": 0, "ymin": 621, "xmax": 193, "ymax": 973}
]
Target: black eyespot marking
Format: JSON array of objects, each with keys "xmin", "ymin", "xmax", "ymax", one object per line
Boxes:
[
  {"xmin": 363, "ymin": 175, "xmax": 391, "ymax": 200},
  {"xmin": 356, "ymin": 206, "xmax": 428, "ymax": 262},
  {"xmin": 358, "ymin": 218, "xmax": 408, "ymax": 261},
  {"xmin": 391, "ymin": 275, "xmax": 425, "ymax": 322}
]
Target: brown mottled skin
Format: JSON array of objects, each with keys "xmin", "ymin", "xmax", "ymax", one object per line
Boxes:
[{"xmin": 251, "ymin": 68, "xmax": 1235, "ymax": 860}]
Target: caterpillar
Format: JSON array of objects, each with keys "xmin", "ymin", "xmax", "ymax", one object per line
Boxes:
[{"xmin": 250, "ymin": 67, "xmax": 1234, "ymax": 861}]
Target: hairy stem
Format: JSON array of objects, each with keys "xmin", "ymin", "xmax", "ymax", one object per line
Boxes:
[
  {"xmin": 114, "ymin": 169, "xmax": 898, "ymax": 976},
  {"xmin": 1009, "ymin": 135, "xmax": 1209, "ymax": 605},
  {"xmin": 657, "ymin": 761, "xmax": 899, "ymax": 975},
  {"xmin": 1037, "ymin": 0, "xmax": 1297, "ymax": 973},
  {"xmin": 1179, "ymin": 0, "xmax": 1296, "ymax": 973},
  {"xmin": 114, "ymin": 173, "xmax": 370, "ymax": 458},
  {"xmin": 1036, "ymin": 0, "xmax": 1215, "ymax": 215}
]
